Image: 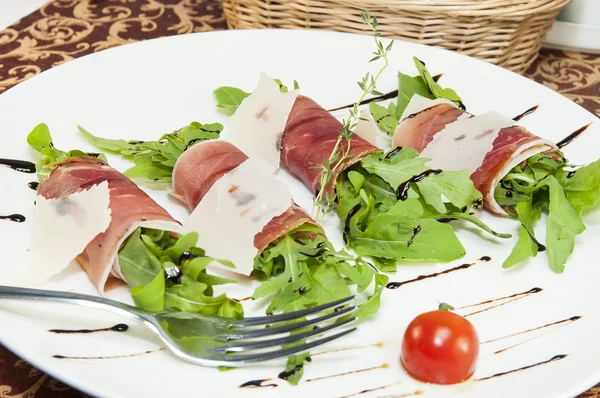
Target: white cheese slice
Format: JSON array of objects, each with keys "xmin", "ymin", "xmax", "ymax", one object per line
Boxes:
[
  {"xmin": 19, "ymin": 181, "xmax": 112, "ymax": 285},
  {"xmin": 225, "ymin": 73, "xmax": 299, "ymax": 173},
  {"xmin": 183, "ymin": 158, "xmax": 293, "ymax": 275},
  {"xmin": 399, "ymin": 94, "xmax": 457, "ymax": 121},
  {"xmin": 355, "ymin": 108, "xmax": 379, "ymax": 146},
  {"xmin": 421, "ymin": 111, "xmax": 515, "ymax": 172}
]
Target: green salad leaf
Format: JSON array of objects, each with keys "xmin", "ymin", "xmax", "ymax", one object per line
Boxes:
[
  {"xmin": 27, "ymin": 123, "xmax": 107, "ymax": 181},
  {"xmin": 369, "ymin": 57, "xmax": 465, "ymax": 135},
  {"xmin": 213, "ymin": 78, "xmax": 298, "ymax": 115},
  {"xmin": 119, "ymin": 228, "xmax": 243, "ymax": 317},
  {"xmin": 337, "ymin": 148, "xmax": 509, "ymax": 271},
  {"xmin": 213, "ymin": 87, "xmax": 250, "ymax": 115},
  {"xmin": 495, "ymin": 153, "xmax": 595, "ymax": 272},
  {"xmin": 78, "ymin": 122, "xmax": 222, "ymax": 184}
]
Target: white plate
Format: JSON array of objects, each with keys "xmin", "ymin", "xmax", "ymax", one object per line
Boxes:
[{"xmin": 0, "ymin": 29, "xmax": 599, "ymax": 398}]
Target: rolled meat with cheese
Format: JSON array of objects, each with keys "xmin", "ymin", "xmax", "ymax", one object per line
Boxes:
[
  {"xmin": 34, "ymin": 157, "xmax": 184, "ymax": 292},
  {"xmin": 282, "ymin": 95, "xmax": 382, "ymax": 196},
  {"xmin": 172, "ymin": 140, "xmax": 321, "ymax": 274},
  {"xmin": 392, "ymin": 95, "xmax": 560, "ymax": 215}
]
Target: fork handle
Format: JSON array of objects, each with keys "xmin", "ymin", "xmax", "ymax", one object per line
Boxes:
[{"xmin": 0, "ymin": 285, "xmax": 150, "ymax": 323}]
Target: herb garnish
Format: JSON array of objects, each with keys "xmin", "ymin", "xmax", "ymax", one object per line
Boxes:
[{"xmin": 312, "ymin": 11, "xmax": 393, "ymax": 221}]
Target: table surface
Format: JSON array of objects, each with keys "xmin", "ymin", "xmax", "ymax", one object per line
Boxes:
[{"xmin": 0, "ymin": 0, "xmax": 599, "ymax": 397}]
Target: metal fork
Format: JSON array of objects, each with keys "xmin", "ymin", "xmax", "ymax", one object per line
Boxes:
[{"xmin": 0, "ymin": 285, "xmax": 357, "ymax": 367}]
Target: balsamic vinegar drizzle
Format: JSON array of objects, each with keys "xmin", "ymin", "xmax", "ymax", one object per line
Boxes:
[
  {"xmin": 53, "ymin": 347, "xmax": 164, "ymax": 360},
  {"xmin": 406, "ymin": 225, "xmax": 421, "ymax": 247},
  {"xmin": 457, "ymin": 287, "xmax": 542, "ymax": 317},
  {"xmin": 490, "ymin": 316, "xmax": 581, "ymax": 355},
  {"xmin": 278, "ymin": 364, "xmax": 304, "ymax": 380},
  {"xmin": 0, "ymin": 158, "xmax": 36, "ymax": 173},
  {"xmin": 556, "ymin": 123, "xmax": 592, "ymax": 149},
  {"xmin": 239, "ymin": 379, "xmax": 278, "ymax": 388},
  {"xmin": 512, "ymin": 105, "xmax": 539, "ymax": 121},
  {"xmin": 49, "ymin": 323, "xmax": 129, "ymax": 334},
  {"xmin": 327, "ymin": 90, "xmax": 399, "ymax": 112},
  {"xmin": 396, "ymin": 169, "xmax": 442, "ymax": 200},
  {"xmin": 311, "ymin": 342, "xmax": 384, "ymax": 357},
  {"xmin": 567, "ymin": 170, "xmax": 577, "ymax": 179},
  {"xmin": 341, "ymin": 381, "xmax": 403, "ymax": 398},
  {"xmin": 236, "ymin": 296, "xmax": 253, "ymax": 302},
  {"xmin": 306, "ymin": 363, "xmax": 388, "ymax": 382},
  {"xmin": 432, "ymin": 73, "xmax": 443, "ymax": 83},
  {"xmin": 0, "ymin": 214, "xmax": 26, "ymax": 223},
  {"xmin": 385, "ymin": 146, "xmax": 403, "ymax": 159},
  {"xmin": 476, "ymin": 354, "xmax": 567, "ymax": 382},
  {"xmin": 28, "ymin": 181, "xmax": 39, "ymax": 190},
  {"xmin": 386, "ymin": 261, "xmax": 478, "ymax": 290}
]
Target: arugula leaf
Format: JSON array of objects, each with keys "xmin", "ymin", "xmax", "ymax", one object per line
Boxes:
[
  {"xmin": 213, "ymin": 87, "xmax": 250, "ymax": 115},
  {"xmin": 213, "ymin": 78, "xmax": 297, "ymax": 115},
  {"xmin": 557, "ymin": 159, "xmax": 600, "ymax": 215},
  {"xmin": 119, "ymin": 228, "xmax": 242, "ymax": 317},
  {"xmin": 413, "ymin": 57, "xmax": 463, "ymax": 108},
  {"xmin": 396, "ymin": 70, "xmax": 434, "ymax": 117},
  {"xmin": 369, "ymin": 102, "xmax": 399, "ymax": 135},
  {"xmin": 369, "ymin": 57, "xmax": 464, "ymax": 135},
  {"xmin": 336, "ymin": 148, "xmax": 510, "ymax": 270},
  {"xmin": 79, "ymin": 122, "xmax": 222, "ymax": 184},
  {"xmin": 496, "ymin": 153, "xmax": 592, "ymax": 272},
  {"xmin": 27, "ymin": 123, "xmax": 107, "ymax": 181},
  {"xmin": 542, "ymin": 176, "xmax": 586, "ymax": 273}
]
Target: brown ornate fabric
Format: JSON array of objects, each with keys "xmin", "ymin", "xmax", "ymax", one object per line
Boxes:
[{"xmin": 0, "ymin": 1, "xmax": 599, "ymax": 396}]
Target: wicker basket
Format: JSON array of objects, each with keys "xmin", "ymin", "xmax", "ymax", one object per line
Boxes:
[{"xmin": 223, "ymin": 0, "xmax": 572, "ymax": 74}]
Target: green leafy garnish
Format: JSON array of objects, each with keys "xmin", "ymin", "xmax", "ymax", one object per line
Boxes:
[
  {"xmin": 337, "ymin": 148, "xmax": 509, "ymax": 271},
  {"xmin": 413, "ymin": 57, "xmax": 463, "ymax": 109},
  {"xmin": 369, "ymin": 57, "xmax": 464, "ymax": 135},
  {"xmin": 119, "ymin": 228, "xmax": 243, "ymax": 317},
  {"xmin": 438, "ymin": 302, "xmax": 455, "ymax": 311},
  {"xmin": 213, "ymin": 78, "xmax": 298, "ymax": 115},
  {"xmin": 213, "ymin": 87, "xmax": 250, "ymax": 115},
  {"xmin": 78, "ymin": 122, "xmax": 222, "ymax": 184},
  {"xmin": 253, "ymin": 224, "xmax": 387, "ymax": 317},
  {"xmin": 495, "ymin": 153, "xmax": 596, "ymax": 272},
  {"xmin": 311, "ymin": 11, "xmax": 393, "ymax": 220},
  {"xmin": 27, "ymin": 123, "xmax": 107, "ymax": 181}
]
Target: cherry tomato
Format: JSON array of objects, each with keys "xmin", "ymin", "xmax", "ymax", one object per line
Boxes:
[{"xmin": 401, "ymin": 310, "xmax": 479, "ymax": 385}]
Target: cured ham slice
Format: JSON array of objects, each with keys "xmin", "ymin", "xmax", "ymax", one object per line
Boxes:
[
  {"xmin": 393, "ymin": 95, "xmax": 559, "ymax": 215},
  {"xmin": 172, "ymin": 141, "xmax": 320, "ymax": 271},
  {"xmin": 282, "ymin": 95, "xmax": 382, "ymax": 196},
  {"xmin": 37, "ymin": 157, "xmax": 184, "ymax": 292}
]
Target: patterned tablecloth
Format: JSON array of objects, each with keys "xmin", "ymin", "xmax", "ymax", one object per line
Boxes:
[{"xmin": 0, "ymin": 1, "xmax": 599, "ymax": 397}]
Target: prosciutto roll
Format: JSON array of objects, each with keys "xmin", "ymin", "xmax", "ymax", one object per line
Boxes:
[
  {"xmin": 392, "ymin": 96, "xmax": 560, "ymax": 215},
  {"xmin": 39, "ymin": 157, "xmax": 184, "ymax": 291},
  {"xmin": 172, "ymin": 140, "xmax": 320, "ymax": 254},
  {"xmin": 282, "ymin": 95, "xmax": 382, "ymax": 196}
]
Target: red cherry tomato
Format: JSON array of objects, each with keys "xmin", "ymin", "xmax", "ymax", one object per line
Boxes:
[{"xmin": 401, "ymin": 310, "xmax": 479, "ymax": 385}]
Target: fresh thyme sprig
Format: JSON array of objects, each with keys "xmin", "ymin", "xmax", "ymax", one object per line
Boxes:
[{"xmin": 312, "ymin": 10, "xmax": 393, "ymax": 220}]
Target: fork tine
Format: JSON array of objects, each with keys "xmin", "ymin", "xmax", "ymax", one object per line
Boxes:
[
  {"xmin": 217, "ymin": 306, "xmax": 355, "ymax": 341},
  {"xmin": 221, "ymin": 327, "xmax": 357, "ymax": 364},
  {"xmin": 209, "ymin": 317, "xmax": 356, "ymax": 354},
  {"xmin": 230, "ymin": 295, "xmax": 355, "ymax": 327}
]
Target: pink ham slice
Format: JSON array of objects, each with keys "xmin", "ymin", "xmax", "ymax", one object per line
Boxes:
[
  {"xmin": 393, "ymin": 104, "xmax": 559, "ymax": 215},
  {"xmin": 38, "ymin": 156, "xmax": 181, "ymax": 291},
  {"xmin": 282, "ymin": 95, "xmax": 382, "ymax": 196},
  {"xmin": 172, "ymin": 140, "xmax": 321, "ymax": 252}
]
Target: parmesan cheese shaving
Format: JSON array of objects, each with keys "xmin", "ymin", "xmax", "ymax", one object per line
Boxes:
[
  {"xmin": 421, "ymin": 111, "xmax": 515, "ymax": 171},
  {"xmin": 20, "ymin": 181, "xmax": 112, "ymax": 285},
  {"xmin": 399, "ymin": 94, "xmax": 457, "ymax": 122},
  {"xmin": 355, "ymin": 108, "xmax": 379, "ymax": 146},
  {"xmin": 183, "ymin": 158, "xmax": 293, "ymax": 275},
  {"xmin": 225, "ymin": 73, "xmax": 299, "ymax": 173}
]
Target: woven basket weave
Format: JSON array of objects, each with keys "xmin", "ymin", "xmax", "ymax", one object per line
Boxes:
[{"xmin": 223, "ymin": 0, "xmax": 571, "ymax": 74}]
